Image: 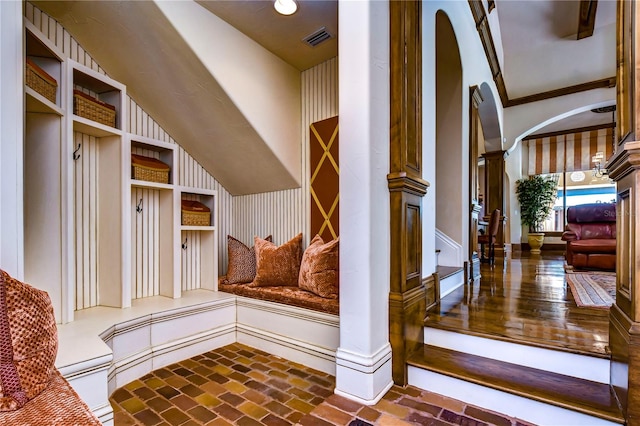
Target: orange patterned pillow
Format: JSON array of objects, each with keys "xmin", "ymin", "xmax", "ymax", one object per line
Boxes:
[
  {"xmin": 0, "ymin": 270, "xmax": 57, "ymax": 411},
  {"xmin": 298, "ymin": 235, "xmax": 339, "ymax": 299},
  {"xmin": 226, "ymin": 235, "xmax": 272, "ymax": 284},
  {"xmin": 253, "ymin": 233, "xmax": 303, "ymax": 287}
]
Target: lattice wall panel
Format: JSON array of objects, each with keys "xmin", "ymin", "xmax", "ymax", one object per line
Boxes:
[{"xmin": 310, "ymin": 116, "xmax": 339, "ymax": 241}]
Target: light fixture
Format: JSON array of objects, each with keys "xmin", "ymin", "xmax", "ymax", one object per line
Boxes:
[
  {"xmin": 274, "ymin": 0, "xmax": 297, "ymax": 15},
  {"xmin": 592, "ymin": 151, "xmax": 607, "ymax": 178}
]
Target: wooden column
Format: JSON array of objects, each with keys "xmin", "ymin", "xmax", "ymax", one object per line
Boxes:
[
  {"xmin": 481, "ymin": 150, "xmax": 506, "ymax": 256},
  {"xmin": 468, "ymin": 87, "xmax": 483, "ymax": 280},
  {"xmin": 388, "ymin": 0, "xmax": 429, "ymax": 386},
  {"xmin": 608, "ymin": 2, "xmax": 640, "ymax": 423}
]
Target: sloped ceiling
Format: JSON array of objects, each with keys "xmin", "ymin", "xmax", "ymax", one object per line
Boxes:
[{"xmin": 33, "ymin": 0, "xmax": 312, "ymax": 196}]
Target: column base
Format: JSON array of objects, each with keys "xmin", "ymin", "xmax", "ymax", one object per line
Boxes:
[{"xmin": 334, "ymin": 343, "xmax": 393, "ymax": 405}]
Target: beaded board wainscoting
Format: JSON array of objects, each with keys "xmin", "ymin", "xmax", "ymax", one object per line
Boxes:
[{"xmin": 110, "ymin": 343, "xmax": 532, "ymax": 425}]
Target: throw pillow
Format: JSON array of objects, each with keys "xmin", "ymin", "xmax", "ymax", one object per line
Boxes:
[
  {"xmin": 299, "ymin": 235, "xmax": 339, "ymax": 299},
  {"xmin": 226, "ymin": 235, "xmax": 272, "ymax": 284},
  {"xmin": 0, "ymin": 269, "xmax": 57, "ymax": 411},
  {"xmin": 253, "ymin": 233, "xmax": 303, "ymax": 287}
]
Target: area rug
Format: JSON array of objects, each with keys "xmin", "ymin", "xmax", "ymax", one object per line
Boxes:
[{"xmin": 566, "ymin": 272, "xmax": 616, "ymax": 309}]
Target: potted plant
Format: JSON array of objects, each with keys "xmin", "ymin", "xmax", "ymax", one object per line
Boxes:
[{"xmin": 515, "ymin": 175, "xmax": 559, "ymax": 254}]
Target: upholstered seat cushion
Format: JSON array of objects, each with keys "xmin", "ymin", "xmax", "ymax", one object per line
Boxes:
[
  {"xmin": 569, "ymin": 239, "xmax": 616, "ymax": 254},
  {"xmin": 219, "ymin": 280, "xmax": 339, "ymax": 315}
]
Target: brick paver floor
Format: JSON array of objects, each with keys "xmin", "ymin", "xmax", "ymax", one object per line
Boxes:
[{"xmin": 110, "ymin": 343, "xmax": 533, "ymax": 425}]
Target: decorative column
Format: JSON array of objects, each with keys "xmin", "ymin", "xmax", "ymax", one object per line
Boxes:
[
  {"xmin": 335, "ymin": 0, "xmax": 394, "ymax": 405},
  {"xmin": 481, "ymin": 150, "xmax": 507, "ymax": 256},
  {"xmin": 388, "ymin": 0, "xmax": 429, "ymax": 386},
  {"xmin": 608, "ymin": 2, "xmax": 640, "ymax": 423}
]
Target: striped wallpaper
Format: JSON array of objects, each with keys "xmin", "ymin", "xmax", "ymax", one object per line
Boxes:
[{"xmin": 527, "ymin": 127, "xmax": 615, "ymax": 175}]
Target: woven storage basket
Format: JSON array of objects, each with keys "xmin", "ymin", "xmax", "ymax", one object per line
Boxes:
[
  {"xmin": 182, "ymin": 200, "xmax": 211, "ymax": 226},
  {"xmin": 131, "ymin": 154, "xmax": 170, "ymax": 184},
  {"xmin": 73, "ymin": 89, "xmax": 116, "ymax": 127},
  {"xmin": 26, "ymin": 58, "xmax": 57, "ymax": 103}
]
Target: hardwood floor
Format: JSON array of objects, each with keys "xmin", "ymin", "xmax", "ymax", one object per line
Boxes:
[{"xmin": 425, "ymin": 252, "xmax": 610, "ymax": 357}]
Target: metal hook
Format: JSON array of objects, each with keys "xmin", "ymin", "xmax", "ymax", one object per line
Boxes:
[
  {"xmin": 72, "ymin": 144, "xmax": 81, "ymax": 161},
  {"xmin": 136, "ymin": 198, "xmax": 143, "ymax": 213},
  {"xmin": 181, "ymin": 238, "xmax": 188, "ymax": 250}
]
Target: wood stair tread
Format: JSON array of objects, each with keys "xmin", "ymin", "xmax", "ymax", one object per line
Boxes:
[
  {"xmin": 436, "ymin": 265, "xmax": 463, "ymax": 280},
  {"xmin": 407, "ymin": 345, "xmax": 624, "ymax": 424}
]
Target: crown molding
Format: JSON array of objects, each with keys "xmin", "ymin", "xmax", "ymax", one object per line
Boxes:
[{"xmin": 467, "ymin": 0, "xmax": 615, "ymax": 108}]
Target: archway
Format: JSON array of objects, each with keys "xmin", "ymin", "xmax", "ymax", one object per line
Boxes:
[{"xmin": 435, "ymin": 11, "xmax": 464, "ymax": 273}]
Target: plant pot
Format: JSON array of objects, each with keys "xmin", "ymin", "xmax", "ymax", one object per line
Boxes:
[{"xmin": 528, "ymin": 232, "xmax": 545, "ymax": 254}]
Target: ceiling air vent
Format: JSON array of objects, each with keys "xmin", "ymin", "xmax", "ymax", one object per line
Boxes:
[{"xmin": 303, "ymin": 27, "xmax": 332, "ymax": 47}]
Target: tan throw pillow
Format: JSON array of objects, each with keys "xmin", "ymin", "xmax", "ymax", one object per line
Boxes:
[
  {"xmin": 0, "ymin": 270, "xmax": 57, "ymax": 411},
  {"xmin": 226, "ymin": 235, "xmax": 272, "ymax": 284},
  {"xmin": 253, "ymin": 233, "xmax": 303, "ymax": 287},
  {"xmin": 298, "ymin": 235, "xmax": 339, "ymax": 299}
]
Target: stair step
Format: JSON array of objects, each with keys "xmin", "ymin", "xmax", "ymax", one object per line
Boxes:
[
  {"xmin": 407, "ymin": 345, "xmax": 624, "ymax": 424},
  {"xmin": 436, "ymin": 265, "xmax": 462, "ymax": 280}
]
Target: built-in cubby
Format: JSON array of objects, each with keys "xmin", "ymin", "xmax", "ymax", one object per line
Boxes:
[
  {"xmin": 127, "ymin": 134, "xmax": 178, "ymax": 301},
  {"xmin": 24, "ymin": 24, "xmax": 68, "ymax": 323},
  {"xmin": 25, "ymin": 21, "xmax": 64, "ymax": 114},
  {"xmin": 70, "ymin": 59, "xmax": 124, "ymax": 134},
  {"xmin": 179, "ymin": 188, "xmax": 218, "ymax": 292},
  {"xmin": 67, "ymin": 60, "xmax": 127, "ymax": 314}
]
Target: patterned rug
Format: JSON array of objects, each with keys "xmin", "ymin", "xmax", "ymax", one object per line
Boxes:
[{"xmin": 566, "ymin": 272, "xmax": 616, "ymax": 309}]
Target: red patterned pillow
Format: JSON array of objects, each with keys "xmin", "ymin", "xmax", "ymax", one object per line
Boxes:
[
  {"xmin": 226, "ymin": 235, "xmax": 272, "ymax": 284},
  {"xmin": 298, "ymin": 235, "xmax": 339, "ymax": 299},
  {"xmin": 253, "ymin": 233, "xmax": 303, "ymax": 287},
  {"xmin": 0, "ymin": 270, "xmax": 57, "ymax": 411}
]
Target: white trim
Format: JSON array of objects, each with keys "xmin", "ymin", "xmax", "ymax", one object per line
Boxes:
[
  {"xmin": 409, "ymin": 366, "xmax": 618, "ymax": 426},
  {"xmin": 424, "ymin": 328, "xmax": 609, "ymax": 383},
  {"xmin": 335, "ymin": 343, "xmax": 392, "ymax": 374},
  {"xmin": 335, "ymin": 380, "xmax": 394, "ymax": 406},
  {"xmin": 435, "ymin": 228, "xmax": 463, "ymax": 267}
]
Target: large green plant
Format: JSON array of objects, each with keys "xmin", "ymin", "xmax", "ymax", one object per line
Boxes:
[{"xmin": 515, "ymin": 175, "xmax": 559, "ymax": 232}]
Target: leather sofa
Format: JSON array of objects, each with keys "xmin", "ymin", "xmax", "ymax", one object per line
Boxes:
[{"xmin": 561, "ymin": 203, "xmax": 616, "ymax": 271}]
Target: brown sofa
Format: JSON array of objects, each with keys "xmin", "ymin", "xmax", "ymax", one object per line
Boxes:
[{"xmin": 561, "ymin": 203, "xmax": 616, "ymax": 271}]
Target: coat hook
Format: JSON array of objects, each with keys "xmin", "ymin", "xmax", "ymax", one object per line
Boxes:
[
  {"xmin": 136, "ymin": 198, "xmax": 143, "ymax": 213},
  {"xmin": 72, "ymin": 143, "xmax": 81, "ymax": 161},
  {"xmin": 181, "ymin": 238, "xmax": 188, "ymax": 250}
]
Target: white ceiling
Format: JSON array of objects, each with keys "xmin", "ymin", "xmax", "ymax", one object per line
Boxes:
[{"xmin": 196, "ymin": 1, "xmax": 338, "ymax": 71}]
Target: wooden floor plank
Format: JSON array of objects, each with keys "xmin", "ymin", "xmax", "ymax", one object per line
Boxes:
[
  {"xmin": 425, "ymin": 252, "xmax": 610, "ymax": 357},
  {"xmin": 408, "ymin": 345, "xmax": 624, "ymax": 423}
]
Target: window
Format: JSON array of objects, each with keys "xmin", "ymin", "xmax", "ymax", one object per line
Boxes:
[{"xmin": 540, "ymin": 171, "xmax": 615, "ymax": 232}]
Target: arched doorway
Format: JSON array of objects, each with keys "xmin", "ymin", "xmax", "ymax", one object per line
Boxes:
[{"xmin": 435, "ymin": 11, "xmax": 464, "ymax": 281}]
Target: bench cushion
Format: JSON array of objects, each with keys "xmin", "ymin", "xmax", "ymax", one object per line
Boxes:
[{"xmin": 219, "ymin": 281, "xmax": 339, "ymax": 315}]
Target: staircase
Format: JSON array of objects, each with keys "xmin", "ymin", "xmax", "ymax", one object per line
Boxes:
[{"xmin": 407, "ymin": 328, "xmax": 624, "ymax": 425}]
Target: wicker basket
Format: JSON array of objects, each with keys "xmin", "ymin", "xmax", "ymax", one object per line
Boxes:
[
  {"xmin": 182, "ymin": 200, "xmax": 211, "ymax": 226},
  {"xmin": 131, "ymin": 154, "xmax": 170, "ymax": 184},
  {"xmin": 26, "ymin": 58, "xmax": 57, "ymax": 103},
  {"xmin": 73, "ymin": 89, "xmax": 116, "ymax": 128}
]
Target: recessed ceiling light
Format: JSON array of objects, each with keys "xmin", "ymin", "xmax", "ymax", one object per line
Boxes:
[{"xmin": 274, "ymin": 0, "xmax": 297, "ymax": 16}]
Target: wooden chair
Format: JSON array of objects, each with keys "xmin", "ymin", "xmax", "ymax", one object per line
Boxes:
[{"xmin": 478, "ymin": 209, "xmax": 500, "ymax": 264}]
